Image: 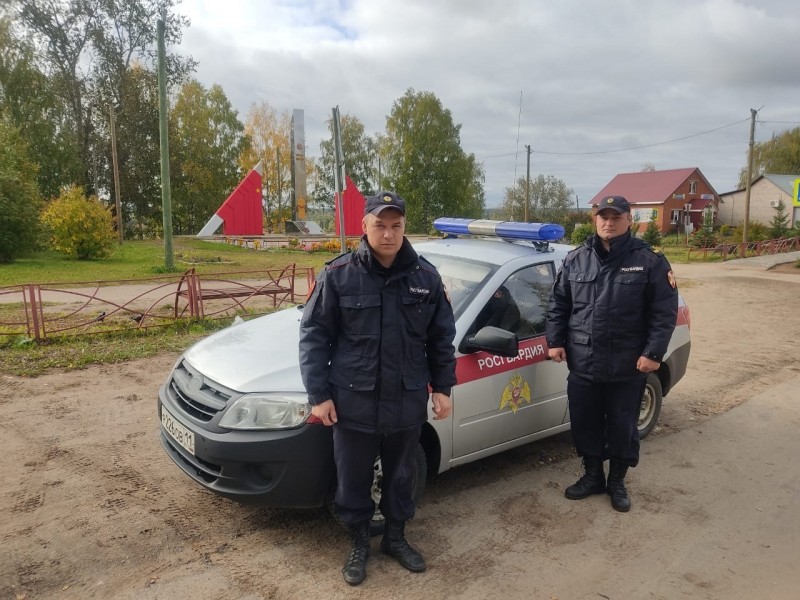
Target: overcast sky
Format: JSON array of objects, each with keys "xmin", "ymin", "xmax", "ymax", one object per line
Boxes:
[{"xmin": 175, "ymin": 0, "xmax": 799, "ymax": 209}]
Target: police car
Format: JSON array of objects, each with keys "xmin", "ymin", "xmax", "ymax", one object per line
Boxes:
[{"xmin": 158, "ymin": 218, "xmax": 691, "ymax": 529}]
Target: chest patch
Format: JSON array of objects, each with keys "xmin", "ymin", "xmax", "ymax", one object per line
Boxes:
[
  {"xmin": 620, "ymin": 266, "xmax": 645, "ymax": 273},
  {"xmin": 409, "ymin": 286, "xmax": 430, "ymax": 296}
]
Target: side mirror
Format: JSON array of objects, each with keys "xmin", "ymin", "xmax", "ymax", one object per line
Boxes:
[{"xmin": 460, "ymin": 326, "xmax": 519, "ymax": 358}]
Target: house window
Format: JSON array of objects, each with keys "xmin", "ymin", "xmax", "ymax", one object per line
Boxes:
[
  {"xmin": 670, "ymin": 209, "xmax": 681, "ymax": 223},
  {"xmin": 689, "ymin": 180, "xmax": 697, "ymax": 194}
]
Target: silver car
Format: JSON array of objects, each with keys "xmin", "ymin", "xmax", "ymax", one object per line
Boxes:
[{"xmin": 158, "ymin": 218, "xmax": 691, "ymax": 530}]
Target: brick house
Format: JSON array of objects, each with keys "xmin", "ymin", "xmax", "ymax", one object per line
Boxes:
[
  {"xmin": 717, "ymin": 174, "xmax": 800, "ymax": 228},
  {"xmin": 589, "ymin": 168, "xmax": 720, "ymax": 234}
]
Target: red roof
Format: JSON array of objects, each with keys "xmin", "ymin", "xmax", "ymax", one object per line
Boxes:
[
  {"xmin": 590, "ymin": 168, "xmax": 699, "ymax": 206},
  {"xmin": 688, "ymin": 198, "xmax": 713, "ymax": 211}
]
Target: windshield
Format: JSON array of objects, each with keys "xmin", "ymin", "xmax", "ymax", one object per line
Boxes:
[{"xmin": 419, "ymin": 251, "xmax": 496, "ymax": 318}]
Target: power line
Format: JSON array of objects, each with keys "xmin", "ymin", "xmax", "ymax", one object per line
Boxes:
[{"xmin": 481, "ymin": 116, "xmax": 750, "ymax": 160}]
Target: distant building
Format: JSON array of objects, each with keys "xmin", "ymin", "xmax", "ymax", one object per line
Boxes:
[
  {"xmin": 718, "ymin": 174, "xmax": 799, "ymax": 228},
  {"xmin": 590, "ymin": 168, "xmax": 720, "ymax": 234}
]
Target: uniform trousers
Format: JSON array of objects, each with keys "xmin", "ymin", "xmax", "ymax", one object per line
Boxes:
[
  {"xmin": 332, "ymin": 425, "xmax": 422, "ymax": 526},
  {"xmin": 567, "ymin": 375, "xmax": 647, "ymax": 467}
]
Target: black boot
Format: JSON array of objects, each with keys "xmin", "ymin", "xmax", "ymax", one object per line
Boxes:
[
  {"xmin": 607, "ymin": 460, "xmax": 631, "ymax": 512},
  {"xmin": 380, "ymin": 519, "xmax": 426, "ymax": 573},
  {"xmin": 564, "ymin": 456, "xmax": 606, "ymax": 500},
  {"xmin": 342, "ymin": 521, "xmax": 371, "ymax": 586}
]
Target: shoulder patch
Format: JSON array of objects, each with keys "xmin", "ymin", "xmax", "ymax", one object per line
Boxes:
[{"xmin": 667, "ymin": 270, "xmax": 677, "ymax": 289}]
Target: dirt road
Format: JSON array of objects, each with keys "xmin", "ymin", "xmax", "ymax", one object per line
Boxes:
[{"xmin": 2, "ymin": 260, "xmax": 799, "ymax": 600}]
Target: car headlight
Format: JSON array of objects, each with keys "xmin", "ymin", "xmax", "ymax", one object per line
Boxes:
[{"xmin": 218, "ymin": 393, "xmax": 312, "ymax": 430}]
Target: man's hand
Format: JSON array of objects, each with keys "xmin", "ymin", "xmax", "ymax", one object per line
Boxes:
[
  {"xmin": 636, "ymin": 356, "xmax": 660, "ymax": 373},
  {"xmin": 311, "ymin": 399, "xmax": 338, "ymax": 426},
  {"xmin": 548, "ymin": 347, "xmax": 567, "ymax": 363},
  {"xmin": 431, "ymin": 392, "xmax": 452, "ymax": 420}
]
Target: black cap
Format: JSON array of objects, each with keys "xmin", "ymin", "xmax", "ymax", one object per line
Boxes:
[
  {"xmin": 597, "ymin": 195, "xmax": 631, "ymax": 214},
  {"xmin": 364, "ymin": 191, "xmax": 406, "ymax": 216}
]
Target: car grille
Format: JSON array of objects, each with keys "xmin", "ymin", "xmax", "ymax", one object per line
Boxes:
[{"xmin": 167, "ymin": 359, "xmax": 234, "ymax": 422}]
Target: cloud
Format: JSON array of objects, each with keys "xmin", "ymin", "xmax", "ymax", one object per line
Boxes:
[{"xmin": 175, "ymin": 0, "xmax": 800, "ymax": 208}]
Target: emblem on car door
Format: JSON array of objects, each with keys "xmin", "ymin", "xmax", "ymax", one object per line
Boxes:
[{"xmin": 499, "ymin": 373, "xmax": 531, "ymax": 413}]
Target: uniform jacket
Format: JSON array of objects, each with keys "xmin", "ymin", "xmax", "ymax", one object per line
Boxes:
[
  {"xmin": 546, "ymin": 231, "xmax": 678, "ymax": 382},
  {"xmin": 298, "ymin": 237, "xmax": 457, "ymax": 433}
]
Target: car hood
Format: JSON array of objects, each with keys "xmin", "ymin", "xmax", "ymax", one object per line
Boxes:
[{"xmin": 183, "ymin": 306, "xmax": 305, "ymax": 394}]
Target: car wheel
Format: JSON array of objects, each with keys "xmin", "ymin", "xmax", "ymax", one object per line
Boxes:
[
  {"xmin": 328, "ymin": 442, "xmax": 427, "ymax": 537},
  {"xmin": 638, "ymin": 373, "xmax": 663, "ymax": 439}
]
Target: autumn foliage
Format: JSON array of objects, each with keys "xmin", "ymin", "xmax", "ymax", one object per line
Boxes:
[{"xmin": 41, "ymin": 186, "xmax": 116, "ymax": 259}]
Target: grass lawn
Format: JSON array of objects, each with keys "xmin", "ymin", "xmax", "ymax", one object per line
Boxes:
[
  {"xmin": 0, "ymin": 320, "xmax": 231, "ymax": 377},
  {"xmin": 0, "ymin": 237, "xmax": 337, "ymax": 286},
  {"xmin": 0, "ymin": 233, "xmax": 714, "ymax": 377}
]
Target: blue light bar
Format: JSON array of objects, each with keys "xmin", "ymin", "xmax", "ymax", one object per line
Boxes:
[{"xmin": 433, "ymin": 218, "xmax": 565, "ymax": 241}]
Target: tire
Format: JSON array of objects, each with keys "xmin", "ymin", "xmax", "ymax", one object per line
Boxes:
[
  {"xmin": 638, "ymin": 373, "xmax": 663, "ymax": 439},
  {"xmin": 327, "ymin": 442, "xmax": 428, "ymax": 537}
]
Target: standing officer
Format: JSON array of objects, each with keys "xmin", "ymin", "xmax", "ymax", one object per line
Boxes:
[
  {"xmin": 299, "ymin": 191, "xmax": 456, "ymax": 585},
  {"xmin": 546, "ymin": 196, "xmax": 677, "ymax": 512}
]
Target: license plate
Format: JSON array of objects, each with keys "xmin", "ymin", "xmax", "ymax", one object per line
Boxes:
[{"xmin": 161, "ymin": 406, "xmax": 195, "ymax": 455}]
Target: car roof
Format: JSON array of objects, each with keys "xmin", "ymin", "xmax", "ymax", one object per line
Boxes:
[{"xmin": 414, "ymin": 236, "xmax": 574, "ymax": 267}]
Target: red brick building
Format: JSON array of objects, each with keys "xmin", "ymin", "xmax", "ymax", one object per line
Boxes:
[{"xmin": 590, "ymin": 168, "xmax": 720, "ymax": 234}]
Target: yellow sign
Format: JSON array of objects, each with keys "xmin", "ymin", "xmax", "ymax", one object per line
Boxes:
[
  {"xmin": 499, "ymin": 373, "xmax": 531, "ymax": 413},
  {"xmin": 793, "ymin": 178, "xmax": 800, "ymax": 208}
]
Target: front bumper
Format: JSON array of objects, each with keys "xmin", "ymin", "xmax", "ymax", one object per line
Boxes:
[{"xmin": 158, "ymin": 384, "xmax": 334, "ymax": 508}]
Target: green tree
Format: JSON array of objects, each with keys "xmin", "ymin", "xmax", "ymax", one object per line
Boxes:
[
  {"xmin": 315, "ymin": 113, "xmax": 377, "ymax": 211},
  {"xmin": 98, "ymin": 64, "xmax": 162, "ymax": 239},
  {"xmin": 501, "ymin": 175, "xmax": 574, "ymax": 224},
  {"xmin": 381, "ymin": 89, "xmax": 484, "ymax": 233},
  {"xmin": 0, "ymin": 116, "xmax": 41, "ymax": 262},
  {"xmin": 738, "ymin": 127, "xmax": 800, "ymax": 188},
  {"xmin": 170, "ymin": 80, "xmax": 248, "ymax": 234},
  {"xmin": 690, "ymin": 206, "xmax": 718, "ymax": 248},
  {"xmin": 642, "ymin": 211, "xmax": 662, "ymax": 247},
  {"xmin": 13, "ymin": 0, "xmax": 194, "ymax": 195},
  {"xmin": 768, "ymin": 198, "xmax": 790, "ymax": 239},
  {"xmin": 0, "ymin": 16, "xmax": 82, "ymax": 198},
  {"xmin": 570, "ymin": 222, "xmax": 594, "ymax": 246},
  {"xmin": 40, "ymin": 185, "xmax": 115, "ymax": 259}
]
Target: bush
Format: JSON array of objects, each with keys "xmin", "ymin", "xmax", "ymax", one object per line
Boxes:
[
  {"xmin": 642, "ymin": 217, "xmax": 662, "ymax": 248},
  {"xmin": 689, "ymin": 228, "xmax": 718, "ymax": 248},
  {"xmin": 0, "ymin": 118, "xmax": 41, "ymax": 263},
  {"xmin": 570, "ymin": 223, "xmax": 594, "ymax": 245},
  {"xmin": 768, "ymin": 199, "xmax": 790, "ymax": 239},
  {"xmin": 730, "ymin": 222, "xmax": 771, "ymax": 242},
  {"xmin": 40, "ymin": 186, "xmax": 116, "ymax": 259}
]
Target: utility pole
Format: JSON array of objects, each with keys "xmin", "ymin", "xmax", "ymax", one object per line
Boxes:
[
  {"xmin": 157, "ymin": 12, "xmax": 173, "ymax": 269},
  {"xmin": 276, "ymin": 148, "xmax": 282, "ymax": 230},
  {"xmin": 741, "ymin": 108, "xmax": 758, "ymax": 257},
  {"xmin": 524, "ymin": 144, "xmax": 531, "ymax": 222},
  {"xmin": 332, "ymin": 106, "xmax": 346, "ymax": 251},
  {"xmin": 110, "ymin": 104, "xmax": 123, "ymax": 245}
]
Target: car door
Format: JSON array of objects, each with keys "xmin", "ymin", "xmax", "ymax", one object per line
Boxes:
[{"xmin": 452, "ymin": 261, "xmax": 569, "ymax": 459}]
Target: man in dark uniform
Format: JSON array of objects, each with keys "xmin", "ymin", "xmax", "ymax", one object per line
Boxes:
[
  {"xmin": 546, "ymin": 196, "xmax": 677, "ymax": 512},
  {"xmin": 298, "ymin": 191, "xmax": 456, "ymax": 585}
]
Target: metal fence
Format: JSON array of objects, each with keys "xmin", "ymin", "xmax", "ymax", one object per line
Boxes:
[
  {"xmin": 686, "ymin": 236, "xmax": 799, "ymax": 261},
  {"xmin": 0, "ymin": 264, "xmax": 314, "ymax": 341}
]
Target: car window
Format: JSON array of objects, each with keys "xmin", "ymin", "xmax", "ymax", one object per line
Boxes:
[
  {"xmin": 472, "ymin": 262, "xmax": 555, "ymax": 340},
  {"xmin": 420, "ymin": 252, "xmax": 496, "ymax": 318}
]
